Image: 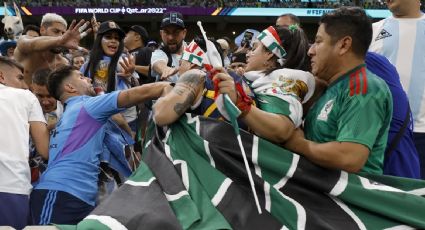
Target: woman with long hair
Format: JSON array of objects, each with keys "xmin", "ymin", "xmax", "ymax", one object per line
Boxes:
[
  {"xmin": 81, "ymin": 21, "xmax": 138, "ymax": 134},
  {"xmin": 215, "ymin": 25, "xmax": 314, "ymax": 143},
  {"xmin": 154, "ymin": 25, "xmax": 315, "ymax": 144}
]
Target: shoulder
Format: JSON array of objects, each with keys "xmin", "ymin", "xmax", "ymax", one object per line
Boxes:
[
  {"xmin": 366, "ymin": 52, "xmax": 399, "ymax": 83},
  {"xmin": 152, "ymin": 49, "xmax": 166, "ymax": 57},
  {"xmin": 365, "ymin": 70, "xmax": 390, "ymax": 92},
  {"xmin": 141, "ymin": 47, "xmax": 152, "ymax": 54},
  {"xmin": 337, "ymin": 66, "xmax": 388, "ymax": 98},
  {"xmin": 7, "ymin": 87, "xmax": 37, "ymax": 100},
  {"xmin": 151, "ymin": 49, "xmax": 168, "ymax": 62}
]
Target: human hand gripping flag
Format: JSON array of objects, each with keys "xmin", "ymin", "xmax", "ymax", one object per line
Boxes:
[{"xmin": 197, "ymin": 21, "xmax": 262, "ymax": 214}]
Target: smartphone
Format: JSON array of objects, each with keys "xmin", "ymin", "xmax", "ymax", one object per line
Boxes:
[{"xmin": 241, "ymin": 31, "xmax": 254, "ymax": 48}]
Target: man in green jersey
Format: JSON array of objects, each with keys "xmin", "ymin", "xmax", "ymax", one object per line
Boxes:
[{"xmin": 285, "ymin": 7, "xmax": 392, "ymax": 175}]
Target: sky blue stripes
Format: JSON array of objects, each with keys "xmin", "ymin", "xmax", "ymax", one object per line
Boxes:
[
  {"xmin": 407, "ymin": 19, "xmax": 425, "ymax": 121},
  {"xmin": 39, "ymin": 191, "xmax": 57, "ymax": 225}
]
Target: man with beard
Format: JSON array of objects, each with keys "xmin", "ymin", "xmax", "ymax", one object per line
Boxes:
[
  {"xmin": 151, "ymin": 11, "xmax": 187, "ymax": 83},
  {"xmin": 369, "ymin": 0, "xmax": 425, "ymax": 179},
  {"xmin": 14, "ymin": 13, "xmax": 91, "ymax": 86}
]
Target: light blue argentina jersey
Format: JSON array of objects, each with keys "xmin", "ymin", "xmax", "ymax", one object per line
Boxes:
[
  {"xmin": 35, "ymin": 92, "xmax": 123, "ymax": 206},
  {"xmin": 369, "ymin": 14, "xmax": 425, "ymax": 132}
]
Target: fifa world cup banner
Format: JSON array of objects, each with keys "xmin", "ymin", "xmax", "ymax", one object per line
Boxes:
[
  {"xmin": 13, "ymin": 6, "xmax": 390, "ymax": 18},
  {"xmin": 59, "ymin": 114, "xmax": 425, "ymax": 230}
]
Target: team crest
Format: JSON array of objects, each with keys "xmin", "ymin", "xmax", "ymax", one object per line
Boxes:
[{"xmin": 317, "ymin": 99, "xmax": 334, "ymax": 121}]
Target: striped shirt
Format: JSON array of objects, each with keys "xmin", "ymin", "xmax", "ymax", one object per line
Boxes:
[{"xmin": 369, "ymin": 14, "xmax": 425, "ymax": 132}]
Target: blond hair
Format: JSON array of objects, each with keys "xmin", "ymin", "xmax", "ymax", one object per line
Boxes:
[{"xmin": 41, "ymin": 13, "xmax": 67, "ymax": 28}]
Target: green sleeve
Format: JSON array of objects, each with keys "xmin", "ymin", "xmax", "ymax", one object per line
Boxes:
[{"xmin": 256, "ymin": 94, "xmax": 291, "ymax": 116}]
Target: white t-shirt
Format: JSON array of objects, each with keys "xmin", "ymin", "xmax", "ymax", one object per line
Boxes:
[
  {"xmin": 150, "ymin": 49, "xmax": 182, "ymax": 83},
  {"xmin": 369, "ymin": 14, "xmax": 425, "ymax": 132},
  {"xmin": 0, "ymin": 84, "xmax": 46, "ymax": 195}
]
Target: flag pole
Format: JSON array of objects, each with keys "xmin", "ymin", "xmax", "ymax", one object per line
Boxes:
[{"xmin": 197, "ymin": 21, "xmax": 262, "ymax": 214}]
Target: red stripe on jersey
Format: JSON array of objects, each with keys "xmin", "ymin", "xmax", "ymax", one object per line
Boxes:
[
  {"xmin": 350, "ymin": 74, "xmax": 355, "ymax": 96},
  {"xmin": 356, "ymin": 70, "xmax": 361, "ymax": 95},
  {"xmin": 361, "ymin": 67, "xmax": 368, "ymax": 94}
]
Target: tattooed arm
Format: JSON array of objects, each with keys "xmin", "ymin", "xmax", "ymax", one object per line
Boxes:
[{"xmin": 153, "ymin": 69, "xmax": 206, "ymax": 126}]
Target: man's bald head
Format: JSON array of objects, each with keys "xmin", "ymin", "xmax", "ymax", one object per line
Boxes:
[{"xmin": 276, "ymin": 13, "xmax": 301, "ymax": 27}]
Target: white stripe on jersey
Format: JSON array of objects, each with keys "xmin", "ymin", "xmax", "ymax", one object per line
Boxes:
[{"xmin": 370, "ymin": 15, "xmax": 425, "ymax": 132}]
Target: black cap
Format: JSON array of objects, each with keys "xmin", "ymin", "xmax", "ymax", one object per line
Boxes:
[
  {"xmin": 98, "ymin": 21, "xmax": 125, "ymax": 39},
  {"xmin": 129, "ymin": 25, "xmax": 149, "ymax": 43},
  {"xmin": 160, "ymin": 12, "xmax": 185, "ymax": 29}
]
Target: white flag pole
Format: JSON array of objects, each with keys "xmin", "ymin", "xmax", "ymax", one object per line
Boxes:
[{"xmin": 197, "ymin": 21, "xmax": 262, "ymax": 214}]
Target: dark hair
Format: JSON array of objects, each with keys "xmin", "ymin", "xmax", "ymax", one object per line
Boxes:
[
  {"xmin": 0, "ymin": 56, "xmax": 24, "ymax": 73},
  {"xmin": 32, "ymin": 68, "xmax": 51, "ymax": 86},
  {"xmin": 264, "ymin": 25, "xmax": 311, "ymax": 74},
  {"xmin": 47, "ymin": 65, "xmax": 75, "ymax": 100},
  {"xmin": 23, "ymin": 24, "xmax": 40, "ymax": 36},
  {"xmin": 193, "ymin": 36, "xmax": 225, "ymax": 67},
  {"xmin": 84, "ymin": 32, "xmax": 124, "ymax": 93},
  {"xmin": 319, "ymin": 7, "xmax": 372, "ymax": 58},
  {"xmin": 278, "ymin": 13, "xmax": 301, "ymax": 25}
]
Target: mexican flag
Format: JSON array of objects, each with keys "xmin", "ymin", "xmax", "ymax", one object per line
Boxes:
[{"xmin": 59, "ymin": 114, "xmax": 425, "ymax": 230}]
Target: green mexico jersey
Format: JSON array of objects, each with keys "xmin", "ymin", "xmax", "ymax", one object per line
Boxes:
[{"xmin": 304, "ymin": 64, "xmax": 393, "ymax": 175}]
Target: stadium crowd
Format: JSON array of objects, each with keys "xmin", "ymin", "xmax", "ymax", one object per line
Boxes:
[
  {"xmin": 0, "ymin": 0, "xmax": 424, "ymax": 228},
  {"xmin": 7, "ymin": 0, "xmax": 402, "ymax": 9}
]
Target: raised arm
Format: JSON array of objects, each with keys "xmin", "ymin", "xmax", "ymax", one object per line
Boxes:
[
  {"xmin": 117, "ymin": 81, "xmax": 171, "ymax": 109},
  {"xmin": 16, "ymin": 20, "xmax": 91, "ymax": 55},
  {"xmin": 152, "ymin": 60, "xmax": 179, "ymax": 81},
  {"xmin": 152, "ymin": 69, "xmax": 205, "ymax": 126}
]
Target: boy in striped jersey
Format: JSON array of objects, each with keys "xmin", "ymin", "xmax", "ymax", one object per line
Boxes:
[
  {"xmin": 369, "ymin": 0, "xmax": 425, "ymax": 179},
  {"xmin": 285, "ymin": 7, "xmax": 393, "ymax": 175}
]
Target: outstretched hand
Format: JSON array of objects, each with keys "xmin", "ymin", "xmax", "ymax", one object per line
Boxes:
[
  {"xmin": 60, "ymin": 19, "xmax": 92, "ymax": 50},
  {"xmin": 160, "ymin": 66, "xmax": 179, "ymax": 80},
  {"xmin": 118, "ymin": 54, "xmax": 136, "ymax": 78}
]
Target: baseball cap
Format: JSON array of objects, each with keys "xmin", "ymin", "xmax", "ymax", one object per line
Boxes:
[
  {"xmin": 0, "ymin": 40, "xmax": 17, "ymax": 56},
  {"xmin": 160, "ymin": 12, "xmax": 185, "ymax": 29},
  {"xmin": 98, "ymin": 21, "xmax": 125, "ymax": 39},
  {"xmin": 129, "ymin": 25, "xmax": 149, "ymax": 43},
  {"xmin": 216, "ymin": 39, "xmax": 229, "ymax": 51}
]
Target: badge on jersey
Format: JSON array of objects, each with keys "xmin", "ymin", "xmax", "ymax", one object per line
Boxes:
[
  {"xmin": 375, "ymin": 29, "xmax": 392, "ymax": 41},
  {"xmin": 317, "ymin": 99, "xmax": 334, "ymax": 121}
]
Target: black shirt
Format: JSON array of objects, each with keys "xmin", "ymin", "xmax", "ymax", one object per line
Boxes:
[{"xmin": 129, "ymin": 46, "xmax": 153, "ymax": 85}]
